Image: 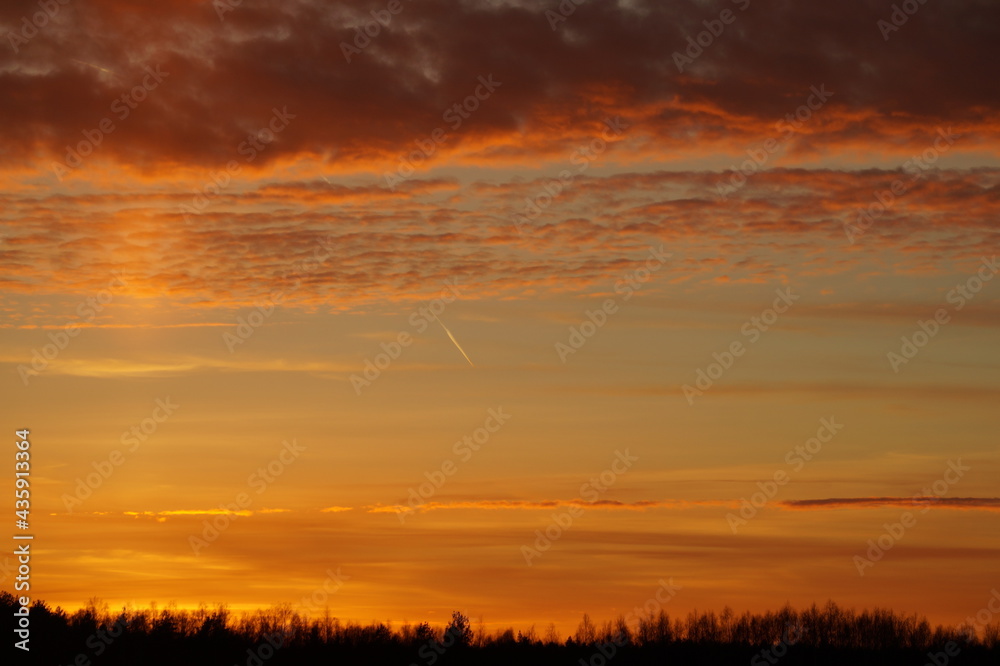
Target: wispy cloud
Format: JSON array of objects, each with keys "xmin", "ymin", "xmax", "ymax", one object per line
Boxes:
[
  {"xmin": 367, "ymin": 499, "xmax": 737, "ymax": 514},
  {"xmin": 368, "ymin": 496, "xmax": 1000, "ymax": 514},
  {"xmin": 781, "ymin": 497, "xmax": 1000, "ymax": 511}
]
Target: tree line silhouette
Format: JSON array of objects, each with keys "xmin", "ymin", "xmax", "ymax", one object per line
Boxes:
[{"xmin": 5, "ymin": 592, "xmax": 997, "ymax": 665}]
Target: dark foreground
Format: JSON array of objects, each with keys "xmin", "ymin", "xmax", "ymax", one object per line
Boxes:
[{"xmin": 6, "ymin": 593, "xmax": 995, "ymax": 665}]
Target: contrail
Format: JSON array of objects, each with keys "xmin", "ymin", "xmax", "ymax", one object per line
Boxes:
[
  {"xmin": 71, "ymin": 59, "xmax": 114, "ymax": 74},
  {"xmin": 434, "ymin": 316, "xmax": 474, "ymax": 367}
]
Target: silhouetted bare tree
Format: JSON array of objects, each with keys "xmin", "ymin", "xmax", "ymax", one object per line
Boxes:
[{"xmin": 4, "ymin": 592, "xmax": 998, "ymax": 666}]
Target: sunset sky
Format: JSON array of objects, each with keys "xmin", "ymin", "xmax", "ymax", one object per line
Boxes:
[{"xmin": 2, "ymin": 0, "xmax": 999, "ymax": 636}]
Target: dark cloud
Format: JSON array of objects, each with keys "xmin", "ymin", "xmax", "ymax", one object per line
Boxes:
[
  {"xmin": 0, "ymin": 0, "xmax": 998, "ymax": 170},
  {"xmin": 782, "ymin": 497, "xmax": 1000, "ymax": 510}
]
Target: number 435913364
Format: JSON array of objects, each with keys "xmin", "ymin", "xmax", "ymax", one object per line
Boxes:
[{"xmin": 15, "ymin": 429, "xmax": 30, "ymax": 521}]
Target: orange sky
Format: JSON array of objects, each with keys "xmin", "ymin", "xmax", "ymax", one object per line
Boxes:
[{"xmin": 1, "ymin": 0, "xmax": 999, "ymax": 637}]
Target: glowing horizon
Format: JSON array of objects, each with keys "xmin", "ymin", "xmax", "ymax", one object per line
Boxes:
[{"xmin": 1, "ymin": 0, "xmax": 999, "ymax": 641}]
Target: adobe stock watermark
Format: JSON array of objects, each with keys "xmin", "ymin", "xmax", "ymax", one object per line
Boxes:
[
  {"xmin": 577, "ymin": 579, "xmax": 681, "ymax": 662},
  {"xmin": 877, "ymin": 0, "xmax": 931, "ymax": 41},
  {"xmin": 683, "ymin": 287, "xmax": 799, "ymax": 405},
  {"xmin": 511, "ymin": 117, "xmax": 629, "ymax": 234},
  {"xmin": 189, "ymin": 439, "xmax": 306, "ymax": 555},
  {"xmin": 521, "ymin": 449, "xmax": 639, "ymax": 565},
  {"xmin": 0, "ymin": 557, "xmax": 16, "ymax": 585},
  {"xmin": 7, "ymin": 0, "xmax": 71, "ymax": 54},
  {"xmin": 350, "ymin": 278, "xmax": 462, "ymax": 395},
  {"xmin": 726, "ymin": 417, "xmax": 843, "ymax": 533},
  {"xmin": 223, "ymin": 291, "xmax": 285, "ymax": 352},
  {"xmin": 555, "ymin": 245, "xmax": 670, "ymax": 363},
  {"xmin": 844, "ymin": 127, "xmax": 958, "ymax": 243},
  {"xmin": 545, "ymin": 0, "xmax": 588, "ymax": 31},
  {"xmin": 958, "ymin": 588, "xmax": 1000, "ymax": 643},
  {"xmin": 61, "ymin": 398, "xmax": 179, "ymax": 512},
  {"xmin": 224, "ymin": 233, "xmax": 341, "ymax": 352},
  {"xmin": 398, "ymin": 407, "xmax": 512, "ymax": 523},
  {"xmin": 235, "ymin": 633, "xmax": 286, "ymax": 666},
  {"xmin": 887, "ymin": 256, "xmax": 997, "ymax": 373},
  {"xmin": 383, "ymin": 75, "xmax": 501, "ymax": 190},
  {"xmin": 714, "ymin": 84, "xmax": 833, "ymax": 201},
  {"xmin": 213, "ymin": 0, "xmax": 240, "ymax": 20},
  {"xmin": 232, "ymin": 567, "xmax": 350, "ymax": 666},
  {"xmin": 297, "ymin": 566, "xmax": 350, "ymax": 614},
  {"xmin": 579, "ymin": 631, "xmax": 629, "ymax": 661},
  {"xmin": 50, "ymin": 65, "xmax": 169, "ymax": 180},
  {"xmin": 671, "ymin": 0, "xmax": 751, "ymax": 73},
  {"xmin": 179, "ymin": 106, "xmax": 295, "ymax": 221},
  {"xmin": 919, "ymin": 589, "xmax": 1000, "ymax": 666},
  {"xmin": 408, "ymin": 612, "xmax": 475, "ymax": 665},
  {"xmin": 53, "ymin": 615, "xmax": 129, "ymax": 663},
  {"xmin": 339, "ymin": 0, "xmax": 414, "ymax": 62},
  {"xmin": 18, "ymin": 271, "xmax": 128, "ymax": 386},
  {"xmin": 853, "ymin": 458, "xmax": 969, "ymax": 576},
  {"xmin": 621, "ymin": 578, "xmax": 682, "ymax": 634},
  {"xmin": 751, "ymin": 624, "xmax": 807, "ymax": 666}
]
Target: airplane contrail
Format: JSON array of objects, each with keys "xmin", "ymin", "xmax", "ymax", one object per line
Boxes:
[
  {"xmin": 433, "ymin": 316, "xmax": 474, "ymax": 367},
  {"xmin": 71, "ymin": 59, "xmax": 114, "ymax": 74}
]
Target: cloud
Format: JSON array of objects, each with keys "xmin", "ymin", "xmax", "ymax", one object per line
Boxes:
[
  {"xmin": 366, "ymin": 498, "xmax": 729, "ymax": 513},
  {"xmin": 0, "ymin": 355, "xmax": 359, "ymax": 378},
  {"xmin": 781, "ymin": 497, "xmax": 1000, "ymax": 511},
  {"xmin": 114, "ymin": 508, "xmax": 293, "ymax": 522},
  {"xmin": 579, "ymin": 381, "xmax": 1000, "ymax": 402},
  {"xmin": 1, "ymin": 0, "xmax": 998, "ymax": 175},
  {"xmin": 3, "ymin": 168, "xmax": 998, "ymax": 317},
  {"xmin": 369, "ymin": 496, "xmax": 1000, "ymax": 514}
]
